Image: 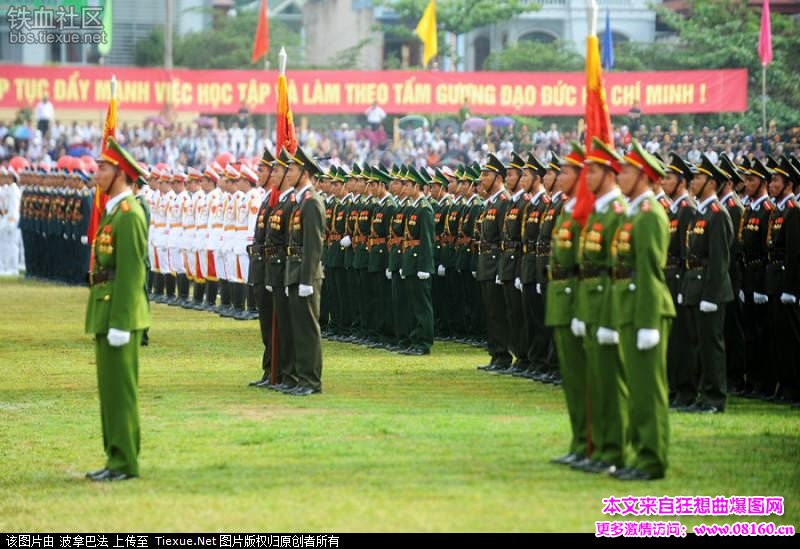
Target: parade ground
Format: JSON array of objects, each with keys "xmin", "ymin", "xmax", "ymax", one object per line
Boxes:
[{"xmin": 1, "ymin": 277, "xmax": 798, "ymax": 532}]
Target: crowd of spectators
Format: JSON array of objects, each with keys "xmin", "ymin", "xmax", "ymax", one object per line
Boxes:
[{"xmin": 3, "ymin": 114, "xmax": 799, "ymax": 172}]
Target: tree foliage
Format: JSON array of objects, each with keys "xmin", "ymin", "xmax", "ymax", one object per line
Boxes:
[{"xmin": 484, "ymin": 40, "xmax": 583, "ymax": 72}]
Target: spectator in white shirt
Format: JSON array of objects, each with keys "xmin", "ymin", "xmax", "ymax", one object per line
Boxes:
[
  {"xmin": 35, "ymin": 94, "xmax": 55, "ymax": 136},
  {"xmin": 365, "ymin": 101, "xmax": 387, "ymax": 130}
]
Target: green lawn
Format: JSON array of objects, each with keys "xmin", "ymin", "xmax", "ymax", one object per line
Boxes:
[{"xmin": 0, "ymin": 277, "xmax": 797, "ymax": 532}]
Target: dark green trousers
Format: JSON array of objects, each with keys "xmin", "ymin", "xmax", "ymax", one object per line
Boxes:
[
  {"xmin": 272, "ymin": 288, "xmax": 295, "ymax": 385},
  {"xmin": 406, "ymin": 276, "xmax": 434, "ymax": 352},
  {"xmin": 686, "ymin": 306, "xmax": 727, "ymax": 409},
  {"xmin": 503, "ymin": 281, "xmax": 528, "ymax": 366},
  {"xmin": 95, "ymin": 331, "xmax": 143, "ymax": 475},
  {"xmin": 553, "ymin": 326, "xmax": 588, "ymax": 458},
  {"xmin": 357, "ymin": 268, "xmax": 374, "ymax": 340},
  {"xmin": 583, "ymin": 324, "xmax": 628, "ymax": 466},
  {"xmin": 668, "ymin": 303, "xmax": 698, "ymax": 405},
  {"xmin": 326, "ymin": 267, "xmax": 343, "ymax": 334},
  {"xmin": 255, "ymin": 283, "xmax": 273, "ymax": 376},
  {"xmin": 287, "ymin": 282, "xmax": 323, "ymax": 391},
  {"xmin": 480, "ymin": 280, "xmax": 512, "ymax": 366},
  {"xmin": 346, "ymin": 268, "xmax": 361, "ymax": 335},
  {"xmin": 391, "ymin": 272, "xmax": 411, "ymax": 347},
  {"xmin": 331, "ymin": 267, "xmax": 350, "ymax": 335},
  {"xmin": 369, "ymin": 271, "xmax": 393, "ymax": 343},
  {"xmin": 619, "ymin": 319, "xmax": 671, "ymax": 477}
]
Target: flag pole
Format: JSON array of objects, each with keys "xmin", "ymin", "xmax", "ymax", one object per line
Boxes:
[{"xmin": 761, "ymin": 64, "xmax": 767, "ymax": 131}]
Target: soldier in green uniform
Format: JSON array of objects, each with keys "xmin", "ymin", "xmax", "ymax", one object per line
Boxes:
[
  {"xmin": 611, "ymin": 140, "xmax": 675, "ymax": 481},
  {"xmin": 439, "ymin": 168, "xmax": 463, "ymax": 339},
  {"xmin": 353, "ymin": 167, "xmax": 374, "ymax": 345},
  {"xmin": 399, "ymin": 166, "xmax": 435, "ymax": 355},
  {"xmin": 326, "ymin": 168, "xmax": 349, "ymax": 341},
  {"xmin": 430, "ymin": 169, "xmax": 455, "ymax": 339},
  {"xmin": 283, "ymin": 147, "xmax": 325, "ymax": 395},
  {"xmin": 367, "ymin": 167, "xmax": 397, "ymax": 348},
  {"xmin": 739, "ymin": 158, "xmax": 774, "ymax": 399},
  {"xmin": 248, "ymin": 148, "xmax": 275, "ymax": 387},
  {"xmin": 340, "ymin": 166, "xmax": 362, "ymax": 342},
  {"xmin": 454, "ymin": 166, "xmax": 483, "ymax": 344},
  {"xmin": 264, "ymin": 150, "xmax": 297, "ymax": 391},
  {"xmin": 573, "ymin": 138, "xmax": 628, "ymax": 474},
  {"xmin": 717, "ymin": 153, "xmax": 747, "ymax": 394},
  {"xmin": 681, "ymin": 154, "xmax": 734, "ymax": 413},
  {"xmin": 765, "ymin": 156, "xmax": 800, "ymax": 406},
  {"xmin": 134, "ymin": 173, "xmax": 151, "ymax": 347},
  {"xmin": 661, "ymin": 154, "xmax": 698, "ymax": 408},
  {"xmin": 84, "ymin": 137, "xmax": 150, "ymax": 481},
  {"xmin": 476, "ymin": 154, "xmax": 513, "ymax": 370},
  {"xmin": 545, "ymin": 142, "xmax": 587, "ymax": 465},
  {"xmin": 387, "ymin": 167, "xmax": 413, "ymax": 352}
]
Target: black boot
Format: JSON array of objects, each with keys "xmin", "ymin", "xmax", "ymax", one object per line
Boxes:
[
  {"xmin": 217, "ymin": 280, "xmax": 232, "ymax": 314},
  {"xmin": 192, "ymin": 281, "xmax": 206, "ymax": 310},
  {"xmin": 147, "ymin": 271, "xmax": 155, "ymax": 294},
  {"xmin": 230, "ymin": 283, "xmax": 246, "ymax": 319},
  {"xmin": 178, "ymin": 274, "xmax": 191, "ymax": 307},
  {"xmin": 204, "ymin": 280, "xmax": 218, "ymax": 310},
  {"xmin": 165, "ymin": 274, "xmax": 177, "ymax": 304},
  {"xmin": 245, "ymin": 284, "xmax": 259, "ymax": 320},
  {"xmin": 153, "ymin": 273, "xmax": 166, "ymax": 303}
]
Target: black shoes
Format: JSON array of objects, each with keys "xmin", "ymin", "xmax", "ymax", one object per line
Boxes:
[
  {"xmin": 289, "ymin": 386, "xmax": 322, "ymax": 396},
  {"xmin": 248, "ymin": 376, "xmax": 270, "ymax": 387},
  {"xmin": 549, "ymin": 452, "xmax": 584, "ymax": 466},
  {"xmin": 612, "ymin": 468, "xmax": 663, "ymax": 481},
  {"xmin": 86, "ymin": 468, "xmax": 137, "ymax": 482},
  {"xmin": 399, "ymin": 347, "xmax": 430, "ymax": 355},
  {"xmin": 679, "ymin": 403, "xmax": 724, "ymax": 414}
]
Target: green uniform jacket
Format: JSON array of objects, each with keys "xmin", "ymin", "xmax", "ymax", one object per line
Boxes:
[
  {"xmin": 401, "ymin": 197, "xmax": 435, "ymax": 274},
  {"xmin": 520, "ymin": 191, "xmax": 551, "ymax": 285},
  {"xmin": 441, "ymin": 196, "xmax": 461, "ymax": 269},
  {"xmin": 328, "ymin": 196, "xmax": 347, "ymax": 269},
  {"xmin": 455, "ymin": 195, "xmax": 482, "ymax": 273},
  {"xmin": 353, "ymin": 195, "xmax": 373, "ymax": 270},
  {"xmin": 610, "ymin": 194, "xmax": 676, "ymax": 329},
  {"xmin": 249, "ymin": 192, "xmax": 271, "ymax": 286},
  {"xmin": 321, "ymin": 195, "xmax": 334, "ymax": 267},
  {"xmin": 389, "ymin": 198, "xmax": 409, "ymax": 272},
  {"xmin": 368, "ymin": 194, "xmax": 397, "ymax": 273},
  {"xmin": 265, "ymin": 192, "xmax": 296, "ymax": 288},
  {"xmin": 85, "ymin": 194, "xmax": 151, "ymax": 334},
  {"xmin": 665, "ymin": 194, "xmax": 695, "ymax": 297},
  {"xmin": 765, "ymin": 197, "xmax": 800, "ymax": 296},
  {"xmin": 285, "ymin": 188, "xmax": 325, "ymax": 286},
  {"xmin": 477, "ymin": 189, "xmax": 511, "ymax": 282},
  {"xmin": 343, "ymin": 195, "xmax": 358, "ymax": 270},
  {"xmin": 545, "ymin": 201, "xmax": 581, "ymax": 327},
  {"xmin": 739, "ymin": 196, "xmax": 774, "ymax": 294},
  {"xmin": 721, "ymin": 193, "xmax": 745, "ymax": 293},
  {"xmin": 575, "ymin": 192, "xmax": 627, "ymax": 327},
  {"xmin": 682, "ymin": 198, "xmax": 734, "ymax": 306},
  {"xmin": 499, "ymin": 192, "xmax": 529, "ymax": 282}
]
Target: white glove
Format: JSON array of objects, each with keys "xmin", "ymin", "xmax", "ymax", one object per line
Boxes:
[
  {"xmin": 340, "ymin": 235, "xmax": 352, "ymax": 248},
  {"xmin": 63, "ymin": 233, "xmax": 68, "ymax": 240},
  {"xmin": 417, "ymin": 271, "xmax": 431, "ymax": 280},
  {"xmin": 514, "ymin": 277, "xmax": 523, "ymax": 292},
  {"xmin": 285, "ymin": 287, "xmax": 289, "ymax": 297},
  {"xmin": 596, "ymin": 327, "xmax": 619, "ymax": 345},
  {"xmin": 399, "ymin": 268, "xmax": 404, "ymax": 279},
  {"xmin": 107, "ymin": 328, "xmax": 131, "ymax": 348},
  {"xmin": 80, "ymin": 235, "xmax": 88, "ymax": 245},
  {"xmin": 298, "ymin": 284, "xmax": 314, "ymax": 297},
  {"xmin": 637, "ymin": 328, "xmax": 660, "ymax": 351},
  {"xmin": 699, "ymin": 300, "xmax": 718, "ymax": 313},
  {"xmin": 385, "ymin": 269, "xmax": 392, "ymax": 280},
  {"xmin": 676, "ymin": 293, "xmax": 683, "ymax": 305},
  {"xmin": 780, "ymin": 292, "xmax": 797, "ymax": 305},
  {"xmin": 265, "ymin": 285, "xmax": 273, "ymax": 292},
  {"xmin": 495, "ymin": 275, "xmax": 502, "ymax": 286},
  {"xmin": 437, "ymin": 264, "xmax": 446, "ymax": 277},
  {"xmin": 570, "ymin": 318, "xmax": 586, "ymax": 338},
  {"xmin": 738, "ymin": 289, "xmax": 745, "ymax": 303},
  {"xmin": 536, "ymin": 283, "xmax": 542, "ymax": 295},
  {"xmin": 753, "ymin": 292, "xmax": 769, "ymax": 305},
  {"xmin": 471, "ymin": 271, "xmax": 477, "ymax": 279}
]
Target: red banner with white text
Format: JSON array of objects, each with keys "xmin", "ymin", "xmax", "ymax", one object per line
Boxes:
[{"xmin": 0, "ymin": 65, "xmax": 748, "ymax": 116}]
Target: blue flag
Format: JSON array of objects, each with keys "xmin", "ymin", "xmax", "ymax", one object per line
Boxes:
[{"xmin": 602, "ymin": 9, "xmax": 614, "ymax": 70}]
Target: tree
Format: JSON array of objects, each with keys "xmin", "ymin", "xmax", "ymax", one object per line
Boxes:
[
  {"xmin": 134, "ymin": 27, "xmax": 165, "ymax": 67},
  {"xmin": 484, "ymin": 40, "xmax": 583, "ymax": 72},
  {"xmin": 375, "ymin": 0, "xmax": 539, "ymax": 66}
]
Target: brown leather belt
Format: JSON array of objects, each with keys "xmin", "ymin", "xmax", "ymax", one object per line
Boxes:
[
  {"xmin": 403, "ymin": 239, "xmax": 421, "ymax": 250},
  {"xmin": 88, "ymin": 270, "xmax": 115, "ymax": 286},
  {"xmin": 580, "ymin": 265, "xmax": 611, "ymax": 278},
  {"xmin": 353, "ymin": 236, "xmax": 367, "ymax": 244},
  {"xmin": 614, "ymin": 266, "xmax": 635, "ymax": 279},
  {"xmin": 549, "ymin": 265, "xmax": 576, "ymax": 280}
]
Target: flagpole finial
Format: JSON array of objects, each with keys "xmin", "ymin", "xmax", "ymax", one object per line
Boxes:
[
  {"xmin": 111, "ymin": 74, "xmax": 116, "ymax": 100},
  {"xmin": 279, "ymin": 47, "xmax": 287, "ymax": 76},
  {"xmin": 587, "ymin": 0, "xmax": 599, "ymax": 36}
]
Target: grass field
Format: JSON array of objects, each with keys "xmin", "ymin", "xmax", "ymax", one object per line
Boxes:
[{"xmin": 0, "ymin": 277, "xmax": 798, "ymax": 533}]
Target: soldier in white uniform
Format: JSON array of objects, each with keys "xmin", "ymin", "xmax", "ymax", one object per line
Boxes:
[
  {"xmin": 180, "ymin": 168, "xmax": 201, "ymax": 308},
  {"xmin": 153, "ymin": 170, "xmax": 175, "ymax": 302},
  {"xmin": 145, "ymin": 167, "xmax": 161, "ymax": 295},
  {"xmin": 219, "ymin": 164, "xmax": 242, "ymax": 316},
  {"xmin": 187, "ymin": 167, "xmax": 208, "ymax": 309},
  {"xmin": 0, "ymin": 168, "xmax": 20, "ymax": 275},
  {"xmin": 201, "ymin": 165, "xmax": 223, "ymax": 310},
  {"xmin": 166, "ymin": 170, "xmax": 191, "ymax": 305}
]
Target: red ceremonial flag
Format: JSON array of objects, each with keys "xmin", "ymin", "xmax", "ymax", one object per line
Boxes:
[
  {"xmin": 573, "ymin": 9, "xmax": 614, "ymax": 228},
  {"xmin": 271, "ymin": 47, "xmax": 297, "ymax": 208},
  {"xmin": 252, "ymin": 0, "xmax": 270, "ymax": 64},
  {"xmin": 758, "ymin": 0, "xmax": 773, "ymax": 66},
  {"xmin": 87, "ymin": 77, "xmax": 116, "ymax": 250}
]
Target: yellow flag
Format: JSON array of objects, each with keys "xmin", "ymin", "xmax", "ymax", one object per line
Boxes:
[{"xmin": 415, "ymin": 0, "xmax": 437, "ymax": 67}]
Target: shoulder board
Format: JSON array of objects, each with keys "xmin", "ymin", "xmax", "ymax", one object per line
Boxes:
[
  {"xmin": 710, "ymin": 202, "xmax": 720, "ymax": 213},
  {"xmin": 679, "ymin": 200, "xmax": 688, "ymax": 208},
  {"xmin": 305, "ymin": 190, "xmax": 312, "ymax": 200},
  {"xmin": 612, "ymin": 201, "xmax": 623, "ymax": 214},
  {"xmin": 500, "ymin": 194, "xmax": 507, "ymax": 201},
  {"xmin": 641, "ymin": 199, "xmax": 652, "ymax": 212},
  {"xmin": 120, "ymin": 200, "xmax": 130, "ymax": 212},
  {"xmin": 788, "ymin": 201, "xmax": 796, "ymax": 209},
  {"xmin": 542, "ymin": 195, "xmax": 551, "ymax": 204},
  {"xmin": 764, "ymin": 201, "xmax": 775, "ymax": 211},
  {"xmin": 727, "ymin": 198, "xmax": 735, "ymax": 208},
  {"xmin": 523, "ymin": 193, "xmax": 531, "ymax": 202}
]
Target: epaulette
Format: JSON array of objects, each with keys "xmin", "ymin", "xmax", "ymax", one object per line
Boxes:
[
  {"xmin": 788, "ymin": 201, "xmax": 796, "ymax": 209},
  {"xmin": 727, "ymin": 198, "xmax": 735, "ymax": 208},
  {"xmin": 710, "ymin": 202, "xmax": 720, "ymax": 213},
  {"xmin": 542, "ymin": 195, "xmax": 551, "ymax": 204},
  {"xmin": 764, "ymin": 201, "xmax": 775, "ymax": 211},
  {"xmin": 500, "ymin": 194, "xmax": 507, "ymax": 201},
  {"xmin": 305, "ymin": 190, "xmax": 312, "ymax": 200},
  {"xmin": 120, "ymin": 201, "xmax": 130, "ymax": 212},
  {"xmin": 612, "ymin": 201, "xmax": 624, "ymax": 214},
  {"xmin": 641, "ymin": 199, "xmax": 651, "ymax": 213},
  {"xmin": 523, "ymin": 193, "xmax": 531, "ymax": 202}
]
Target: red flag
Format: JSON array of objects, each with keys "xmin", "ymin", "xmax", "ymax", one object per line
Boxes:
[
  {"xmin": 87, "ymin": 85, "xmax": 117, "ymax": 250},
  {"xmin": 573, "ymin": 33, "xmax": 613, "ymax": 228},
  {"xmin": 252, "ymin": 0, "xmax": 270, "ymax": 64},
  {"xmin": 271, "ymin": 50, "xmax": 297, "ymax": 208},
  {"xmin": 758, "ymin": 0, "xmax": 772, "ymax": 66}
]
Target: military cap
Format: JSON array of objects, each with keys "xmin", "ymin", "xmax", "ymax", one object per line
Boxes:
[
  {"xmin": 508, "ymin": 152, "xmax": 526, "ymax": 171},
  {"xmin": 187, "ymin": 167, "xmax": 203, "ymax": 180},
  {"xmin": 240, "ymin": 164, "xmax": 258, "ymax": 184},
  {"xmin": 481, "ymin": 153, "xmax": 507, "ymax": 178},
  {"xmin": 585, "ymin": 137, "xmax": 622, "ymax": 174},
  {"xmin": 766, "ymin": 155, "xmax": 789, "ymax": 178},
  {"xmin": 696, "ymin": 154, "xmax": 727, "ymax": 183},
  {"xmin": 406, "ymin": 165, "xmax": 430, "ymax": 187},
  {"xmin": 98, "ymin": 137, "xmax": 147, "ymax": 181},
  {"xmin": 547, "ymin": 152, "xmax": 562, "ymax": 172},
  {"xmin": 789, "ymin": 156, "xmax": 800, "ymax": 185},
  {"xmin": 718, "ymin": 153, "xmax": 743, "ymax": 184},
  {"xmin": 389, "ymin": 164, "xmax": 402, "ymax": 178},
  {"xmin": 273, "ymin": 149, "xmax": 292, "ymax": 168},
  {"xmin": 524, "ymin": 153, "xmax": 547, "ymax": 178},
  {"xmin": 350, "ymin": 163, "xmax": 362, "ymax": 177},
  {"xmin": 224, "ymin": 164, "xmax": 241, "ymax": 180},
  {"xmin": 432, "ymin": 168, "xmax": 449, "ymax": 186},
  {"xmin": 291, "ymin": 147, "xmax": 322, "ymax": 178},
  {"xmin": 204, "ymin": 165, "xmax": 220, "ymax": 183},
  {"xmin": 371, "ymin": 166, "xmax": 393, "ymax": 186},
  {"xmin": 747, "ymin": 157, "xmax": 771, "ymax": 180},
  {"xmin": 666, "ymin": 153, "xmax": 697, "ymax": 181},
  {"xmin": 622, "ymin": 139, "xmax": 666, "ymax": 183},
  {"xmin": 783, "ymin": 156, "xmax": 800, "ymax": 187},
  {"xmin": 261, "ymin": 148, "xmax": 276, "ymax": 166},
  {"xmin": 562, "ymin": 141, "xmax": 586, "ymax": 168}
]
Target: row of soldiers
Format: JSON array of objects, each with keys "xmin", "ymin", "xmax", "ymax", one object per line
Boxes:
[{"xmin": 0, "ymin": 167, "xmax": 24, "ymax": 276}]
